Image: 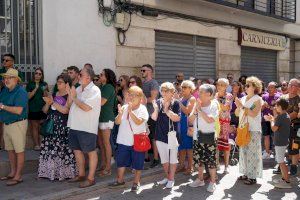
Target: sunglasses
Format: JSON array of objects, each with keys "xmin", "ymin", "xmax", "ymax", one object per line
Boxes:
[
  {"xmin": 35, "ymin": 72, "xmax": 42, "ymax": 75},
  {"xmin": 245, "ymin": 84, "xmax": 252, "ymax": 88},
  {"xmin": 2, "ymin": 59, "xmax": 12, "ymax": 62},
  {"xmin": 227, "ymin": 76, "xmax": 233, "ymax": 79},
  {"xmin": 93, "ymin": 79, "xmax": 99, "ymax": 82}
]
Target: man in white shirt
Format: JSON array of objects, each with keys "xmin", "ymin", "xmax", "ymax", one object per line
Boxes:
[{"xmin": 67, "ymin": 67, "xmax": 101, "ymax": 188}]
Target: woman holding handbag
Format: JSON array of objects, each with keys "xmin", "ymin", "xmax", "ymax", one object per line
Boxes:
[
  {"xmin": 188, "ymin": 84, "xmax": 219, "ymax": 193},
  {"xmin": 235, "ymin": 76, "xmax": 263, "ymax": 185},
  {"xmin": 110, "ymin": 86, "xmax": 149, "ymax": 193},
  {"xmin": 152, "ymin": 82, "xmax": 180, "ymax": 189},
  {"xmin": 177, "ymin": 80, "xmax": 196, "ymax": 175},
  {"xmin": 38, "ymin": 74, "xmax": 77, "ymax": 181}
]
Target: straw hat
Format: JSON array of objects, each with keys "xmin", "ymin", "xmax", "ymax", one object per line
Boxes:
[{"xmin": 0, "ymin": 68, "xmax": 22, "ymax": 82}]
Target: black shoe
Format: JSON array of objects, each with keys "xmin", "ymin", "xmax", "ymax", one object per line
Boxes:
[
  {"xmin": 290, "ymin": 164, "xmax": 298, "ymax": 176},
  {"xmin": 144, "ymin": 158, "xmax": 151, "ymax": 163},
  {"xmin": 150, "ymin": 159, "xmax": 159, "ymax": 168},
  {"xmin": 273, "ymin": 167, "xmax": 281, "ymax": 175}
]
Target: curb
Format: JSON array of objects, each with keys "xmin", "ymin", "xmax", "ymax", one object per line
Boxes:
[{"xmin": 31, "ymin": 167, "xmax": 164, "ymax": 200}]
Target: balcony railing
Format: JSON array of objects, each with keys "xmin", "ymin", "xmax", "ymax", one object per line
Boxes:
[{"xmin": 205, "ymin": 0, "xmax": 296, "ymax": 22}]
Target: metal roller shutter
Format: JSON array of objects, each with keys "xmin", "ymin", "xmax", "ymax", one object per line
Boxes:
[
  {"xmin": 241, "ymin": 47, "xmax": 277, "ymax": 83},
  {"xmin": 155, "ymin": 31, "xmax": 216, "ymax": 83}
]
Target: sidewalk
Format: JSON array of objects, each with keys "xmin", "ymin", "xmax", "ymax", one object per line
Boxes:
[{"xmin": 0, "ymin": 151, "xmax": 163, "ymax": 200}]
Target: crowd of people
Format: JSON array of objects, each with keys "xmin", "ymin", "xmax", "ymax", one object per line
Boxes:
[{"xmin": 0, "ymin": 53, "xmax": 299, "ymax": 193}]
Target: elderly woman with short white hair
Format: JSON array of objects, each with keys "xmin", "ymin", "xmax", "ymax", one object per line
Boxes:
[
  {"xmin": 177, "ymin": 80, "xmax": 196, "ymax": 175},
  {"xmin": 152, "ymin": 82, "xmax": 180, "ymax": 189}
]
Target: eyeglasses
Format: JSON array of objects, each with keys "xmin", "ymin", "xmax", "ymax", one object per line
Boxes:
[
  {"xmin": 35, "ymin": 72, "xmax": 42, "ymax": 75},
  {"xmin": 2, "ymin": 59, "xmax": 12, "ymax": 62},
  {"xmin": 3, "ymin": 76, "xmax": 15, "ymax": 80},
  {"xmin": 245, "ymin": 84, "xmax": 252, "ymax": 88},
  {"xmin": 129, "ymin": 81, "xmax": 136, "ymax": 84}
]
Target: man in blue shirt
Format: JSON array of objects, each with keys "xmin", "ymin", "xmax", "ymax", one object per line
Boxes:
[{"xmin": 0, "ymin": 68, "xmax": 28, "ymax": 186}]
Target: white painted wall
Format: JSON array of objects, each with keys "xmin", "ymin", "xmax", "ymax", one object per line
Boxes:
[{"xmin": 42, "ymin": 0, "xmax": 116, "ymax": 84}]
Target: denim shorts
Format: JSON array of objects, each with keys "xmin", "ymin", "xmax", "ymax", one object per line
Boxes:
[
  {"xmin": 69, "ymin": 129, "xmax": 97, "ymax": 153},
  {"xmin": 116, "ymin": 144, "xmax": 145, "ymax": 170}
]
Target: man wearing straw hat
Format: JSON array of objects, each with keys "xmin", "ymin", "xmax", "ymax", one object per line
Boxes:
[{"xmin": 0, "ymin": 68, "xmax": 28, "ymax": 186}]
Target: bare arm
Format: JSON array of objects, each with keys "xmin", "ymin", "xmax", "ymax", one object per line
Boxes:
[
  {"xmin": 129, "ymin": 110, "xmax": 145, "ymax": 125},
  {"xmin": 28, "ymin": 88, "xmax": 38, "ymax": 99},
  {"xmin": 165, "ymin": 110, "xmax": 180, "ymax": 122},
  {"xmin": 1, "ymin": 105, "xmax": 23, "ymax": 115},
  {"xmin": 245, "ymin": 100, "xmax": 262, "ymax": 118},
  {"xmin": 199, "ymin": 110, "xmax": 215, "ymax": 123},
  {"xmin": 101, "ymin": 97, "xmax": 107, "ymax": 106},
  {"xmin": 180, "ymin": 97, "xmax": 196, "ymax": 115},
  {"xmin": 52, "ymin": 101, "xmax": 69, "ymax": 115},
  {"xmin": 73, "ymin": 98, "xmax": 92, "ymax": 112}
]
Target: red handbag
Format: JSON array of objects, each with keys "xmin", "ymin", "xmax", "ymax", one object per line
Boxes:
[{"xmin": 128, "ymin": 114, "xmax": 151, "ymax": 152}]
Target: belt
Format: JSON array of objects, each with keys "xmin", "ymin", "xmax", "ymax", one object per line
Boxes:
[{"xmin": 4, "ymin": 118, "xmax": 27, "ymax": 125}]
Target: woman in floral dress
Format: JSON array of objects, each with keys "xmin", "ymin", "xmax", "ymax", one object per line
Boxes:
[
  {"xmin": 216, "ymin": 78, "xmax": 233, "ymax": 174},
  {"xmin": 38, "ymin": 74, "xmax": 77, "ymax": 181}
]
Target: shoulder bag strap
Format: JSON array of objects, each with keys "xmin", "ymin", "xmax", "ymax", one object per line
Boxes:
[{"xmin": 127, "ymin": 112, "xmax": 134, "ymax": 134}]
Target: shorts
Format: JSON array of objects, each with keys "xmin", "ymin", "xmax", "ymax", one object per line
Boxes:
[
  {"xmin": 288, "ymin": 124, "xmax": 300, "ymax": 155},
  {"xmin": 69, "ymin": 129, "xmax": 97, "ymax": 153},
  {"xmin": 28, "ymin": 111, "xmax": 47, "ymax": 120},
  {"xmin": 275, "ymin": 146, "xmax": 287, "ymax": 163},
  {"xmin": 148, "ymin": 118, "xmax": 156, "ymax": 140},
  {"xmin": 156, "ymin": 141, "xmax": 178, "ymax": 164},
  {"xmin": 193, "ymin": 140, "xmax": 217, "ymax": 169},
  {"xmin": 262, "ymin": 121, "xmax": 272, "ymax": 136},
  {"xmin": 99, "ymin": 121, "xmax": 114, "ymax": 130},
  {"xmin": 3, "ymin": 120, "xmax": 28, "ymax": 153},
  {"xmin": 115, "ymin": 144, "xmax": 145, "ymax": 170}
]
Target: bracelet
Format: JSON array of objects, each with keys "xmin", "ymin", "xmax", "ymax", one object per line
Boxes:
[{"xmin": 0, "ymin": 104, "xmax": 4, "ymax": 110}]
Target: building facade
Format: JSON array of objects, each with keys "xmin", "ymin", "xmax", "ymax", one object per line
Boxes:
[{"xmin": 1, "ymin": 0, "xmax": 300, "ymax": 84}]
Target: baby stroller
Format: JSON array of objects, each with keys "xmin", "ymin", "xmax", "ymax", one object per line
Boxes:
[{"xmin": 228, "ymin": 125, "xmax": 239, "ymax": 166}]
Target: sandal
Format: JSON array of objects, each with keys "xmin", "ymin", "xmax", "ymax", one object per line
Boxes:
[
  {"xmin": 238, "ymin": 175, "xmax": 248, "ymax": 181},
  {"xmin": 6, "ymin": 179, "xmax": 23, "ymax": 186},
  {"xmin": 0, "ymin": 175, "xmax": 14, "ymax": 181},
  {"xmin": 68, "ymin": 176, "xmax": 85, "ymax": 183},
  {"xmin": 99, "ymin": 169, "xmax": 111, "ymax": 177},
  {"xmin": 79, "ymin": 179, "xmax": 95, "ymax": 188},
  {"xmin": 108, "ymin": 181, "xmax": 126, "ymax": 188},
  {"xmin": 244, "ymin": 178, "xmax": 257, "ymax": 185}
]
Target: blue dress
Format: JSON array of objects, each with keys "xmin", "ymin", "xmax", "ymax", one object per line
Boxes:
[{"xmin": 179, "ymin": 98, "xmax": 193, "ymax": 150}]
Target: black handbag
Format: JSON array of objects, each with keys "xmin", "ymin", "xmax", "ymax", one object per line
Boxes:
[
  {"xmin": 196, "ymin": 114, "xmax": 215, "ymax": 145},
  {"xmin": 40, "ymin": 118, "xmax": 54, "ymax": 137}
]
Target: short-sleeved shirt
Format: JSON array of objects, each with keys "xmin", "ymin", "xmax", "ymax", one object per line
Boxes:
[
  {"xmin": 117, "ymin": 104, "xmax": 149, "ymax": 146},
  {"xmin": 262, "ymin": 92, "xmax": 281, "ymax": 116},
  {"xmin": 99, "ymin": 84, "xmax": 116, "ymax": 122},
  {"xmin": 154, "ymin": 99, "xmax": 180, "ymax": 144},
  {"xmin": 67, "ymin": 82, "xmax": 101, "ymax": 135},
  {"xmin": 274, "ymin": 113, "xmax": 291, "ymax": 146},
  {"xmin": 142, "ymin": 79, "xmax": 159, "ymax": 115},
  {"xmin": 283, "ymin": 94, "xmax": 300, "ymax": 124},
  {"xmin": 0, "ymin": 85, "xmax": 28, "ymax": 124},
  {"xmin": 26, "ymin": 81, "xmax": 48, "ymax": 113}
]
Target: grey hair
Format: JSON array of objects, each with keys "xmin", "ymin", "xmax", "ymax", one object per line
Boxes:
[
  {"xmin": 217, "ymin": 78, "xmax": 229, "ymax": 86},
  {"xmin": 85, "ymin": 67, "xmax": 95, "ymax": 80},
  {"xmin": 199, "ymin": 84, "xmax": 216, "ymax": 96}
]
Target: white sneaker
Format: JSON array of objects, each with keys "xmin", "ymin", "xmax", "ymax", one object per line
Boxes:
[
  {"xmin": 274, "ymin": 181, "xmax": 292, "ymax": 189},
  {"xmin": 189, "ymin": 178, "xmax": 205, "ymax": 188},
  {"xmin": 207, "ymin": 182, "xmax": 216, "ymax": 193},
  {"xmin": 158, "ymin": 178, "xmax": 168, "ymax": 185},
  {"xmin": 223, "ymin": 167, "xmax": 229, "ymax": 174},
  {"xmin": 166, "ymin": 180, "xmax": 174, "ymax": 189},
  {"xmin": 262, "ymin": 152, "xmax": 271, "ymax": 159}
]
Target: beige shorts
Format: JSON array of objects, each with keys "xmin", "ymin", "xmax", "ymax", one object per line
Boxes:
[
  {"xmin": 3, "ymin": 120, "xmax": 28, "ymax": 153},
  {"xmin": 99, "ymin": 121, "xmax": 114, "ymax": 130}
]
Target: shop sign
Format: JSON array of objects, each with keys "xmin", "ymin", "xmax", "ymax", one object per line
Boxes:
[{"xmin": 238, "ymin": 28, "xmax": 287, "ymax": 51}]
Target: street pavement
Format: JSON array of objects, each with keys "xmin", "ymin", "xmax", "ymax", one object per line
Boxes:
[{"xmin": 1, "ymin": 158, "xmax": 298, "ymax": 200}]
